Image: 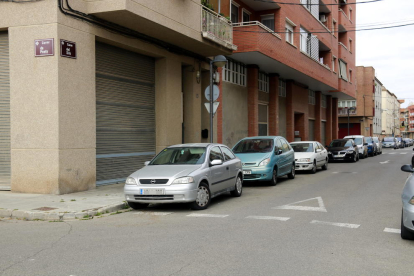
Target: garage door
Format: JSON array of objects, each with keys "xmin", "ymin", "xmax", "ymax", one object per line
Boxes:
[
  {"xmin": 308, "ymin": 119, "xmax": 315, "ymax": 141},
  {"xmin": 0, "ymin": 32, "xmax": 10, "ymax": 191},
  {"xmin": 96, "ymin": 43, "xmax": 155, "ymax": 186}
]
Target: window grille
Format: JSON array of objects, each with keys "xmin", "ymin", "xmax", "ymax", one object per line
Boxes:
[
  {"xmin": 223, "ymin": 60, "xmax": 246, "ymax": 86},
  {"xmin": 279, "ymin": 79, "xmax": 286, "ymax": 97},
  {"xmin": 322, "ymin": 95, "xmax": 327, "ymax": 108},
  {"xmin": 308, "ymin": 90, "xmax": 315, "ymax": 105},
  {"xmin": 258, "ymin": 72, "xmax": 269, "ymax": 93}
]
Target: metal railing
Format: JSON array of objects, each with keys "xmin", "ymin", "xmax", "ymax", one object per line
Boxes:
[
  {"xmin": 201, "ymin": 7, "xmax": 236, "ymax": 50},
  {"xmin": 232, "ymin": 21, "xmax": 281, "ymax": 40},
  {"xmin": 338, "ymin": 108, "xmax": 356, "ymax": 116}
]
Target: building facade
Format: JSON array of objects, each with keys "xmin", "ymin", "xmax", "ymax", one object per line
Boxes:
[
  {"xmin": 381, "ymin": 87, "xmax": 401, "ymax": 138},
  {"xmin": 405, "ymin": 104, "xmax": 414, "ymax": 139},
  {"xmin": 0, "ymin": 0, "xmax": 357, "ymax": 194}
]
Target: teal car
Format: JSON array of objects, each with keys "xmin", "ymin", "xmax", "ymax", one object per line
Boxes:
[{"xmin": 232, "ymin": 136, "xmax": 295, "ymax": 186}]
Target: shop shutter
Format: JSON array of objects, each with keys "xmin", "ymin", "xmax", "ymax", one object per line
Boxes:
[
  {"xmin": 95, "ymin": 43, "xmax": 155, "ymax": 186},
  {"xmin": 0, "ymin": 32, "xmax": 10, "ymax": 190},
  {"xmin": 309, "ymin": 120, "xmax": 315, "ymax": 141}
]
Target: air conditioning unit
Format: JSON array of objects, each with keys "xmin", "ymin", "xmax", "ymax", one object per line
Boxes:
[{"xmin": 319, "ymin": 14, "xmax": 327, "ymax": 23}]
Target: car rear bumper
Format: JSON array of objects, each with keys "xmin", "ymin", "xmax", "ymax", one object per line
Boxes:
[
  {"xmin": 403, "ymin": 203, "xmax": 414, "ymax": 232},
  {"xmin": 124, "ymin": 185, "xmax": 198, "ymax": 204}
]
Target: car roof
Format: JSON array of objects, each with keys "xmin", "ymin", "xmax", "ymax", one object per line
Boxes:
[
  {"xmin": 290, "ymin": 141, "xmax": 318, "ymax": 143},
  {"xmin": 343, "ymin": 135, "xmax": 364, "ymax": 138},
  {"xmin": 241, "ymin": 136, "xmax": 281, "ymax": 139},
  {"xmin": 168, "ymin": 143, "xmax": 225, "ymax": 148}
]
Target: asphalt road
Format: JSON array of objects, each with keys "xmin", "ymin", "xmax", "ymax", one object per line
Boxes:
[{"xmin": 1, "ymin": 147, "xmax": 414, "ymax": 276}]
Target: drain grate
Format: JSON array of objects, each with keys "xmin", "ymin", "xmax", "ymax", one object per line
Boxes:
[{"xmin": 33, "ymin": 207, "xmax": 58, "ymax": 211}]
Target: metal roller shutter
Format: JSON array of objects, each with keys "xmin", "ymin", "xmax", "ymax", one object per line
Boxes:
[
  {"xmin": 308, "ymin": 119, "xmax": 314, "ymax": 141},
  {"xmin": 0, "ymin": 32, "xmax": 10, "ymax": 191},
  {"xmin": 96, "ymin": 43, "xmax": 155, "ymax": 186}
]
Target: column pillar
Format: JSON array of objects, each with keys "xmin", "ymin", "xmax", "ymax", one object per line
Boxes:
[
  {"xmin": 183, "ymin": 66, "xmax": 202, "ymax": 143},
  {"xmin": 332, "ymin": 98, "xmax": 339, "ymax": 139},
  {"xmin": 315, "ymin": 91, "xmax": 322, "ymax": 142},
  {"xmin": 286, "ymin": 81, "xmax": 294, "ymax": 142},
  {"xmin": 326, "ymin": 95, "xmax": 333, "ymax": 144},
  {"xmin": 217, "ymin": 67, "xmax": 223, "ymax": 143},
  {"xmin": 269, "ymin": 74, "xmax": 279, "ymax": 136},
  {"xmin": 247, "ymin": 65, "xmax": 259, "ymax": 137}
]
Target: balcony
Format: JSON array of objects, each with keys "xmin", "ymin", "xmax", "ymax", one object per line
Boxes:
[
  {"xmin": 86, "ymin": 0, "xmax": 235, "ymax": 56},
  {"xmin": 338, "ymin": 107, "xmax": 356, "ymax": 116},
  {"xmin": 338, "ymin": 42, "xmax": 353, "ymax": 64},
  {"xmin": 338, "ymin": 8, "xmax": 353, "ymax": 32},
  {"xmin": 338, "ymin": 77, "xmax": 356, "ymax": 99}
]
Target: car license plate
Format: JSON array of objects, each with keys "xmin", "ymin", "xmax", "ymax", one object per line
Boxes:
[
  {"xmin": 140, "ymin": 189, "xmax": 165, "ymax": 195},
  {"xmin": 243, "ymin": 171, "xmax": 251, "ymax": 175}
]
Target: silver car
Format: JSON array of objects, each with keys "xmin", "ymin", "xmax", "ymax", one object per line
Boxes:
[
  {"xmin": 401, "ymin": 149, "xmax": 414, "ymax": 240},
  {"xmin": 124, "ymin": 143, "xmax": 243, "ymax": 210}
]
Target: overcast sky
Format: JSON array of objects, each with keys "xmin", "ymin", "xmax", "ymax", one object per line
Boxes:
[{"xmin": 356, "ymin": 0, "xmax": 414, "ymax": 108}]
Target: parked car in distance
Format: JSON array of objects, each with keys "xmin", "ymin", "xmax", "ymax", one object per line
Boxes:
[
  {"xmin": 365, "ymin": 137, "xmax": 377, "ymax": 156},
  {"xmin": 403, "ymin": 138, "xmax": 412, "ymax": 147},
  {"xmin": 372, "ymin": 137, "xmax": 382, "ymax": 154},
  {"xmin": 343, "ymin": 135, "xmax": 368, "ymax": 159},
  {"xmin": 396, "ymin": 137, "xmax": 405, "ymax": 148},
  {"xmin": 327, "ymin": 139, "xmax": 359, "ymax": 162},
  {"xmin": 290, "ymin": 141, "xmax": 328, "ymax": 173},
  {"xmin": 400, "ymin": 148, "xmax": 414, "ymax": 240},
  {"xmin": 232, "ymin": 136, "xmax": 295, "ymax": 186},
  {"xmin": 382, "ymin": 137, "xmax": 398, "ymax": 149},
  {"xmin": 124, "ymin": 143, "xmax": 243, "ymax": 210}
]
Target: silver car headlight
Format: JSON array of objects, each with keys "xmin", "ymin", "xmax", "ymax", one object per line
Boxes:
[
  {"xmin": 125, "ymin": 177, "xmax": 137, "ymax": 185},
  {"xmin": 297, "ymin": 158, "xmax": 311, "ymax": 162},
  {"xmin": 172, "ymin": 177, "xmax": 194, "ymax": 184},
  {"xmin": 258, "ymin": 158, "xmax": 270, "ymax": 167}
]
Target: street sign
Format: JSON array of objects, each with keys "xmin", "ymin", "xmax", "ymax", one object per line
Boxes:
[
  {"xmin": 204, "ymin": 102, "xmax": 220, "ymax": 115},
  {"xmin": 60, "ymin": 39, "xmax": 76, "ymax": 59},
  {"xmin": 34, "ymin": 38, "xmax": 54, "ymax": 57},
  {"xmin": 204, "ymin": 85, "xmax": 220, "ymax": 101}
]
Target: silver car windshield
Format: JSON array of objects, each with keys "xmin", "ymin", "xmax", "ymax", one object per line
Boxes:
[
  {"xmin": 150, "ymin": 147, "xmax": 206, "ymax": 165},
  {"xmin": 233, "ymin": 139, "xmax": 274, "ymax": 153},
  {"xmin": 291, "ymin": 143, "xmax": 313, "ymax": 152}
]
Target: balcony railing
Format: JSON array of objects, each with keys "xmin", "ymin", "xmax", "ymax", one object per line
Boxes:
[
  {"xmin": 233, "ymin": 21, "xmax": 282, "ymax": 40},
  {"xmin": 338, "ymin": 107, "xmax": 356, "ymax": 116},
  {"xmin": 202, "ymin": 7, "xmax": 237, "ymax": 50}
]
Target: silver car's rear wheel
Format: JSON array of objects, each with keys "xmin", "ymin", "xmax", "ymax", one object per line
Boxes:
[
  {"xmin": 231, "ymin": 175, "xmax": 242, "ymax": 197},
  {"xmin": 190, "ymin": 184, "xmax": 210, "ymax": 210}
]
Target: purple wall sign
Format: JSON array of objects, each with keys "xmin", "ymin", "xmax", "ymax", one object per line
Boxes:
[
  {"xmin": 60, "ymin": 39, "xmax": 77, "ymax": 59},
  {"xmin": 34, "ymin": 39, "xmax": 54, "ymax": 57}
]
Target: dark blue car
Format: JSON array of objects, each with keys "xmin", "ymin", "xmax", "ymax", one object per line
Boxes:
[{"xmin": 365, "ymin": 137, "xmax": 377, "ymax": 156}]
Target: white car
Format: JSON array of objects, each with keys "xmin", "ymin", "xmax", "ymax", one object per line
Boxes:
[
  {"xmin": 343, "ymin": 135, "xmax": 368, "ymax": 158},
  {"xmin": 290, "ymin": 141, "xmax": 328, "ymax": 174}
]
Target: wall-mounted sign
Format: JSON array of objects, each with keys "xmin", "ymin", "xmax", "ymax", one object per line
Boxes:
[
  {"xmin": 60, "ymin": 39, "xmax": 76, "ymax": 59},
  {"xmin": 294, "ymin": 131, "xmax": 300, "ymax": 136},
  {"xmin": 35, "ymin": 38, "xmax": 54, "ymax": 57}
]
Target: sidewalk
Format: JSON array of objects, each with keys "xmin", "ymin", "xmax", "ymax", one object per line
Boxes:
[{"xmin": 0, "ymin": 184, "xmax": 127, "ymax": 221}]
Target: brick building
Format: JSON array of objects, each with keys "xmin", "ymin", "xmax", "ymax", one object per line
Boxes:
[
  {"xmin": 406, "ymin": 104, "xmax": 414, "ymax": 139},
  {"xmin": 211, "ymin": 0, "xmax": 356, "ymax": 147}
]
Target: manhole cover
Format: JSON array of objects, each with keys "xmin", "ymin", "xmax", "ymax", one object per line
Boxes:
[{"xmin": 33, "ymin": 207, "xmax": 58, "ymax": 211}]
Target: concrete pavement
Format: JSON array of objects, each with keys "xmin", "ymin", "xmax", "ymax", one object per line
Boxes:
[{"xmin": 0, "ymin": 183, "xmax": 126, "ymax": 221}]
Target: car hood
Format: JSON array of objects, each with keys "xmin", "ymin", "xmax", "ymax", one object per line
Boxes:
[
  {"xmin": 327, "ymin": 147, "xmax": 350, "ymax": 152},
  {"xmin": 294, "ymin": 152, "xmax": 314, "ymax": 159},
  {"xmin": 234, "ymin": 152, "xmax": 271, "ymax": 165},
  {"xmin": 129, "ymin": 165, "xmax": 201, "ymax": 179}
]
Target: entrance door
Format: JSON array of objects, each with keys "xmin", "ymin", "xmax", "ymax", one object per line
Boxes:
[
  {"xmin": 95, "ymin": 43, "xmax": 156, "ymax": 186},
  {"xmin": 0, "ymin": 32, "xmax": 10, "ymax": 191}
]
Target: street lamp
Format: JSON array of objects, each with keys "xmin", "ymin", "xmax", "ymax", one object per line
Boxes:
[
  {"xmin": 347, "ymin": 106, "xmax": 356, "ymax": 136},
  {"xmin": 209, "ymin": 55, "xmax": 227, "ymax": 143}
]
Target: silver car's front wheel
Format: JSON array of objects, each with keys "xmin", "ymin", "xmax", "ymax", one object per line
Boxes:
[
  {"xmin": 190, "ymin": 184, "xmax": 211, "ymax": 210},
  {"xmin": 231, "ymin": 176, "xmax": 243, "ymax": 197}
]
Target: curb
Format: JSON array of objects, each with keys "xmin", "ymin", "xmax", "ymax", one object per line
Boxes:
[{"xmin": 0, "ymin": 202, "xmax": 129, "ymax": 221}]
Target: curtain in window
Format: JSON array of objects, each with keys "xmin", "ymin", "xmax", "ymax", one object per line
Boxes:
[{"xmin": 339, "ymin": 60, "xmax": 348, "ymax": 81}]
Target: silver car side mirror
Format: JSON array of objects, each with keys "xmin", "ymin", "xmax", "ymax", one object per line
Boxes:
[
  {"xmin": 401, "ymin": 164, "xmax": 414, "ymax": 173},
  {"xmin": 144, "ymin": 161, "xmax": 150, "ymax": 166},
  {"xmin": 210, "ymin": 159, "xmax": 223, "ymax": 166}
]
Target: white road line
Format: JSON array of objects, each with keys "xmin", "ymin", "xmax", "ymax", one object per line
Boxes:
[
  {"xmin": 310, "ymin": 220, "xmax": 360, "ymax": 229},
  {"xmin": 187, "ymin": 213, "xmax": 229, "ymax": 218},
  {"xmin": 388, "ymin": 153, "xmax": 396, "ymax": 155},
  {"xmin": 246, "ymin": 216, "xmax": 290, "ymax": 221},
  {"xmin": 384, "ymin": 228, "xmax": 401, "ymax": 234},
  {"xmin": 134, "ymin": 212, "xmax": 173, "ymax": 216},
  {"xmin": 332, "ymin": 172, "xmax": 339, "ymax": 174},
  {"xmin": 380, "ymin": 160, "xmax": 390, "ymax": 164},
  {"xmin": 400, "ymin": 153, "xmax": 407, "ymax": 155},
  {"xmin": 273, "ymin": 197, "xmax": 327, "ymax": 212}
]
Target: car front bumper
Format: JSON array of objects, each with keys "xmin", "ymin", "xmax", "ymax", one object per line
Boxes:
[
  {"xmin": 124, "ymin": 184, "xmax": 198, "ymax": 204},
  {"xmin": 295, "ymin": 162, "xmax": 314, "ymax": 171},
  {"xmin": 402, "ymin": 202, "xmax": 414, "ymax": 232},
  {"xmin": 328, "ymin": 153, "xmax": 354, "ymax": 161},
  {"xmin": 242, "ymin": 167, "xmax": 272, "ymax": 181}
]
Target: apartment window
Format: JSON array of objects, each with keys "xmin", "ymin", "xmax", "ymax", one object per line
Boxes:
[
  {"xmin": 332, "ymin": 20, "xmax": 337, "ymax": 36},
  {"xmin": 322, "ymin": 95, "xmax": 327, "ymax": 108},
  {"xmin": 338, "ymin": 59, "xmax": 348, "ymax": 81},
  {"xmin": 231, "ymin": 3, "xmax": 239, "ymax": 23},
  {"xmin": 223, "ymin": 60, "xmax": 246, "ymax": 86},
  {"xmin": 300, "ymin": 0, "xmax": 311, "ymax": 11},
  {"xmin": 349, "ymin": 39, "xmax": 353, "ymax": 52},
  {"xmin": 279, "ymin": 79, "xmax": 286, "ymax": 97},
  {"xmin": 285, "ymin": 21, "xmax": 294, "ymax": 44},
  {"xmin": 242, "ymin": 9, "xmax": 250, "ymax": 23},
  {"xmin": 300, "ymin": 27, "xmax": 311, "ymax": 54},
  {"xmin": 308, "ymin": 90, "xmax": 315, "ymax": 105},
  {"xmin": 261, "ymin": 14, "xmax": 275, "ymax": 31},
  {"xmin": 258, "ymin": 72, "xmax": 269, "ymax": 93},
  {"xmin": 349, "ymin": 69, "xmax": 352, "ymax": 83},
  {"xmin": 332, "ymin": 56, "xmax": 337, "ymax": 73},
  {"xmin": 349, "ymin": 8, "xmax": 353, "ymax": 21},
  {"xmin": 339, "ymin": 100, "xmax": 356, "ymax": 108},
  {"xmin": 258, "ymin": 104, "xmax": 268, "ymax": 136}
]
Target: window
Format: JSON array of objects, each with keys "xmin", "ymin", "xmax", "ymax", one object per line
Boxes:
[
  {"xmin": 332, "ymin": 56, "xmax": 337, "ymax": 73},
  {"xmin": 339, "ymin": 100, "xmax": 356, "ymax": 108},
  {"xmin": 285, "ymin": 21, "xmax": 294, "ymax": 44},
  {"xmin": 338, "ymin": 59, "xmax": 348, "ymax": 81},
  {"xmin": 223, "ymin": 60, "xmax": 246, "ymax": 86},
  {"xmin": 258, "ymin": 104, "xmax": 268, "ymax": 136},
  {"xmin": 231, "ymin": 3, "xmax": 239, "ymax": 23},
  {"xmin": 300, "ymin": 27, "xmax": 309, "ymax": 53},
  {"xmin": 349, "ymin": 69, "xmax": 352, "ymax": 82},
  {"xmin": 279, "ymin": 79, "xmax": 286, "ymax": 97},
  {"xmin": 332, "ymin": 20, "xmax": 337, "ymax": 36},
  {"xmin": 242, "ymin": 9, "xmax": 250, "ymax": 23},
  {"xmin": 261, "ymin": 14, "xmax": 275, "ymax": 31},
  {"xmin": 308, "ymin": 90, "xmax": 315, "ymax": 105},
  {"xmin": 258, "ymin": 72, "xmax": 269, "ymax": 93},
  {"xmin": 349, "ymin": 39, "xmax": 353, "ymax": 52},
  {"xmin": 322, "ymin": 95, "xmax": 327, "ymax": 108},
  {"xmin": 221, "ymin": 147, "xmax": 235, "ymax": 160},
  {"xmin": 209, "ymin": 146, "xmax": 223, "ymax": 162}
]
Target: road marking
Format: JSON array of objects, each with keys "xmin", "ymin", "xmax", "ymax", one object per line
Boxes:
[
  {"xmin": 332, "ymin": 172, "xmax": 339, "ymax": 174},
  {"xmin": 187, "ymin": 213, "xmax": 229, "ymax": 218},
  {"xmin": 388, "ymin": 153, "xmax": 396, "ymax": 155},
  {"xmin": 380, "ymin": 160, "xmax": 390, "ymax": 164},
  {"xmin": 384, "ymin": 228, "xmax": 401, "ymax": 234},
  {"xmin": 400, "ymin": 153, "xmax": 407, "ymax": 155},
  {"xmin": 310, "ymin": 220, "xmax": 360, "ymax": 229},
  {"xmin": 246, "ymin": 216, "xmax": 290, "ymax": 221},
  {"xmin": 273, "ymin": 197, "xmax": 327, "ymax": 212},
  {"xmin": 134, "ymin": 212, "xmax": 173, "ymax": 216}
]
